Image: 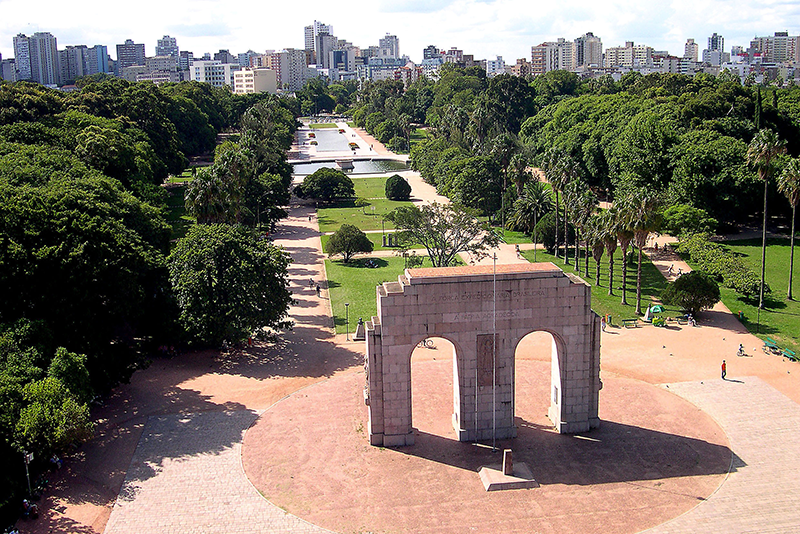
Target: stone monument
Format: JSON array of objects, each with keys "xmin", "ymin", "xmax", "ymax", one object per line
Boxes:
[{"xmin": 364, "ymin": 263, "xmax": 601, "ymax": 447}]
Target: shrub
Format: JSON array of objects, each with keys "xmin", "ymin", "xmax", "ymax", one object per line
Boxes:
[
  {"xmin": 676, "ymin": 233, "xmax": 767, "ymax": 297},
  {"xmin": 385, "ymin": 174, "xmax": 411, "ymax": 200},
  {"xmin": 662, "ymin": 271, "xmax": 721, "ymax": 314},
  {"xmin": 294, "ymin": 168, "xmax": 355, "ymax": 201},
  {"xmin": 533, "ymin": 210, "xmax": 575, "ymax": 253}
]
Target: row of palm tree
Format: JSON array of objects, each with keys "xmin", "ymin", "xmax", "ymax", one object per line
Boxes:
[
  {"xmin": 509, "ymin": 158, "xmax": 663, "ymax": 315},
  {"xmin": 510, "ymin": 131, "xmax": 800, "ymax": 314}
]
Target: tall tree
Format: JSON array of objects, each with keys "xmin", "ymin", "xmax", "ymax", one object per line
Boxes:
[
  {"xmin": 542, "ymin": 149, "xmax": 567, "ymax": 260},
  {"xmin": 778, "ymin": 157, "xmax": 800, "ymax": 300},
  {"xmin": 507, "ymin": 181, "xmax": 552, "ymax": 262},
  {"xmin": 386, "ymin": 202, "xmax": 500, "ymax": 267},
  {"xmin": 598, "ymin": 210, "xmax": 619, "ymax": 295},
  {"xmin": 620, "ymin": 188, "xmax": 662, "ymax": 314},
  {"xmin": 746, "ymin": 129, "xmax": 787, "ymax": 309},
  {"xmin": 168, "ymin": 224, "xmax": 292, "ymax": 346}
]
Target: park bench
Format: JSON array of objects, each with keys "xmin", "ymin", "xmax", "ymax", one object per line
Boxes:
[
  {"xmin": 763, "ymin": 337, "xmax": 780, "ymax": 354},
  {"xmin": 622, "ymin": 318, "xmax": 639, "ymax": 328},
  {"xmin": 782, "ymin": 348, "xmax": 798, "ymax": 362}
]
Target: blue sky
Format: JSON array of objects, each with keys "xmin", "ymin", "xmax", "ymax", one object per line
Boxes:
[{"xmin": 1, "ymin": 0, "xmax": 798, "ymax": 64}]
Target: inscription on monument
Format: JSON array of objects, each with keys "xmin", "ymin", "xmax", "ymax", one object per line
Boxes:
[
  {"xmin": 444, "ymin": 309, "xmax": 533, "ymax": 323},
  {"xmin": 477, "ymin": 334, "xmax": 498, "ymax": 387}
]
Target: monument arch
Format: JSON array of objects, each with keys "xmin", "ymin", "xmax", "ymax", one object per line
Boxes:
[{"xmin": 364, "ymin": 263, "xmax": 601, "ymax": 447}]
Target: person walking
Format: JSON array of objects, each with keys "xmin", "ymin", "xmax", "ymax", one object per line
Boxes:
[
  {"xmin": 315, "ymin": 284, "xmax": 321, "ymax": 297},
  {"xmin": 600, "ymin": 316, "xmax": 606, "ymax": 332},
  {"xmin": 721, "ymin": 360, "xmax": 727, "ymax": 380}
]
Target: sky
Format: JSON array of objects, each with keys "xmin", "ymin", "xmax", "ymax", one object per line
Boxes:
[{"xmin": 1, "ymin": 0, "xmax": 799, "ymax": 64}]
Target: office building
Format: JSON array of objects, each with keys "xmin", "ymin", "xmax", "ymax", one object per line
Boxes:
[
  {"xmin": 189, "ymin": 59, "xmax": 240, "ymax": 88},
  {"xmin": 486, "ymin": 56, "xmax": 505, "ymax": 77}
]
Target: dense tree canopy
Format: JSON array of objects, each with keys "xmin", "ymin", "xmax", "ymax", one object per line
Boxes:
[{"xmin": 168, "ymin": 224, "xmax": 293, "ymax": 347}]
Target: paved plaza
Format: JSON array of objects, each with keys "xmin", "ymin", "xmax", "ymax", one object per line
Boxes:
[{"xmin": 24, "ymin": 124, "xmax": 800, "ymax": 534}]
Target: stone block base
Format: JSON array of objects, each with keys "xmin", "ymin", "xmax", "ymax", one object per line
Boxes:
[
  {"xmin": 455, "ymin": 424, "xmax": 517, "ymax": 442},
  {"xmin": 370, "ymin": 432, "xmax": 415, "ymax": 447},
  {"xmin": 478, "ymin": 462, "xmax": 539, "ymax": 491}
]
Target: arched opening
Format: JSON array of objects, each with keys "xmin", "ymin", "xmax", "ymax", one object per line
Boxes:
[
  {"xmin": 513, "ymin": 330, "xmax": 565, "ymax": 432},
  {"xmin": 409, "ymin": 336, "xmax": 458, "ymax": 438}
]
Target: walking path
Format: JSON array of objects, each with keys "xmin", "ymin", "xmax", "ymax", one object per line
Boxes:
[{"xmin": 646, "ymin": 377, "xmax": 800, "ymax": 534}]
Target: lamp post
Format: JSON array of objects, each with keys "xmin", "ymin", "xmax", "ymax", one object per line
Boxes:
[
  {"xmin": 371, "ymin": 206, "xmax": 376, "ymax": 218},
  {"xmin": 492, "ymin": 253, "xmax": 497, "ymax": 453},
  {"xmin": 345, "ymin": 303, "xmax": 350, "ymax": 341}
]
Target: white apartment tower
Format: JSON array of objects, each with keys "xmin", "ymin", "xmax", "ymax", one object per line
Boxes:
[
  {"xmin": 12, "ymin": 34, "xmax": 32, "ymax": 80},
  {"xmin": 531, "ymin": 38, "xmax": 573, "ymax": 75},
  {"xmin": 684, "ymin": 39, "xmax": 699, "ymax": 61}
]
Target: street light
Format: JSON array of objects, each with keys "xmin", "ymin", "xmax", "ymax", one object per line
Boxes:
[{"xmin": 345, "ymin": 303, "xmax": 350, "ymax": 341}]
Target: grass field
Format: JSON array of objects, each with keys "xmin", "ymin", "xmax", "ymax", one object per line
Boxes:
[
  {"xmin": 165, "ymin": 185, "xmax": 194, "ymax": 240},
  {"xmin": 689, "ymin": 238, "xmax": 799, "ymax": 353},
  {"xmin": 521, "ymin": 248, "xmax": 679, "ymax": 323},
  {"xmin": 310, "ymin": 123, "xmax": 338, "ymax": 129},
  {"xmin": 166, "ymin": 170, "xmax": 195, "ymax": 184},
  {"xmin": 326, "ymin": 254, "xmax": 462, "ymax": 333},
  {"xmin": 492, "ymin": 227, "xmax": 534, "ymax": 245},
  {"xmin": 352, "ymin": 176, "xmax": 392, "ymax": 199},
  {"xmin": 317, "ymin": 198, "xmax": 414, "ymax": 233}
]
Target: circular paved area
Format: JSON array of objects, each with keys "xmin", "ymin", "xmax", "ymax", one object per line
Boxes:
[{"xmin": 243, "ymin": 350, "xmax": 730, "ymax": 534}]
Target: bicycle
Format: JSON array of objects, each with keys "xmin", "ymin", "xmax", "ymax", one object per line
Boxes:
[{"xmin": 417, "ymin": 339, "xmax": 435, "ymax": 349}]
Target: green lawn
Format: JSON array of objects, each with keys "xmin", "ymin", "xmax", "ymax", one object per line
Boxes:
[
  {"xmin": 492, "ymin": 227, "xmax": 533, "ymax": 245},
  {"xmin": 352, "ymin": 176, "xmax": 391, "ymax": 199},
  {"xmin": 310, "ymin": 123, "xmax": 338, "ymax": 129},
  {"xmin": 521, "ymin": 248, "xmax": 678, "ymax": 323},
  {"xmin": 165, "ymin": 185, "xmax": 194, "ymax": 240},
  {"xmin": 689, "ymin": 238, "xmax": 799, "ymax": 353},
  {"xmin": 166, "ymin": 169, "xmax": 195, "ymax": 184},
  {"xmin": 326, "ymin": 254, "xmax": 461, "ymax": 333},
  {"xmin": 317, "ymin": 198, "xmax": 414, "ymax": 233}
]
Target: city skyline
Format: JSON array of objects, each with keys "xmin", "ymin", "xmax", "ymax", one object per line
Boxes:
[{"xmin": 1, "ymin": 0, "xmax": 799, "ymax": 64}]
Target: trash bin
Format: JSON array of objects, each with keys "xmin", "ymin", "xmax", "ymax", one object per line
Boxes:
[{"xmin": 738, "ymin": 310, "xmax": 744, "ymax": 320}]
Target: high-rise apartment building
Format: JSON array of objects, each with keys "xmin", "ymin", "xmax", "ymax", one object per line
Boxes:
[
  {"xmin": 684, "ymin": 39, "xmax": 699, "ymax": 61},
  {"xmin": 13, "ymin": 34, "xmax": 32, "ymax": 80},
  {"xmin": 378, "ymin": 34, "xmax": 400, "ymax": 58},
  {"xmin": 574, "ymin": 32, "xmax": 602, "ymax": 68},
  {"xmin": 531, "ymin": 39, "xmax": 573, "ymax": 75},
  {"xmin": 604, "ymin": 41, "xmax": 653, "ymax": 68},
  {"xmin": 423, "ymin": 45, "xmax": 440, "ymax": 60},
  {"xmin": 178, "ymin": 51, "xmax": 194, "ymax": 71},
  {"xmin": 86, "ymin": 45, "xmax": 110, "ymax": 75},
  {"xmin": 116, "ymin": 39, "xmax": 146, "ymax": 74},
  {"xmin": 59, "ymin": 45, "xmax": 89, "ymax": 84},
  {"xmin": 708, "ymin": 33, "xmax": 724, "ymax": 52},
  {"xmin": 749, "ymin": 32, "xmax": 799, "ymax": 63},
  {"xmin": 213, "ymin": 50, "xmax": 237, "ymax": 64},
  {"xmin": 156, "ymin": 35, "xmax": 179, "ymax": 59},
  {"xmin": 304, "ymin": 20, "xmax": 333, "ymax": 64}
]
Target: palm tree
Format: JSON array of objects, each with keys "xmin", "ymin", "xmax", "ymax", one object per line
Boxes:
[
  {"xmin": 542, "ymin": 149, "xmax": 569, "ymax": 260},
  {"xmin": 598, "ymin": 210, "xmax": 618, "ymax": 296},
  {"xmin": 575, "ymin": 189, "xmax": 598, "ymax": 274},
  {"xmin": 615, "ymin": 211, "xmax": 635, "ymax": 306},
  {"xmin": 747, "ymin": 129, "xmax": 787, "ymax": 309},
  {"xmin": 586, "ymin": 215, "xmax": 605, "ymax": 285},
  {"xmin": 508, "ymin": 181, "xmax": 552, "ymax": 262},
  {"xmin": 778, "ymin": 157, "xmax": 800, "ymax": 300},
  {"xmin": 620, "ymin": 188, "xmax": 662, "ymax": 315}
]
